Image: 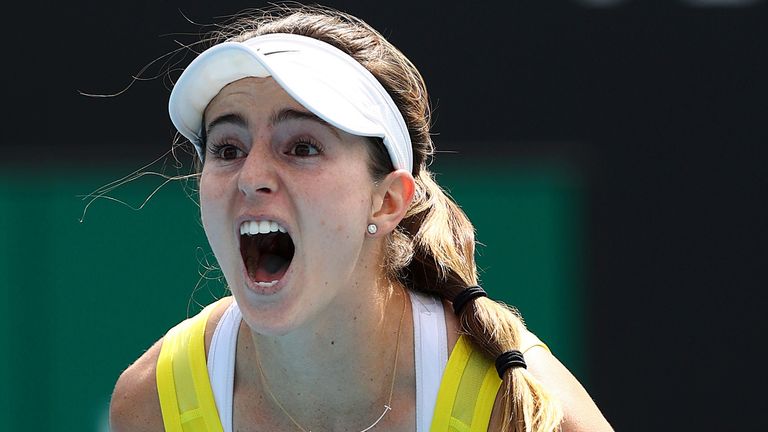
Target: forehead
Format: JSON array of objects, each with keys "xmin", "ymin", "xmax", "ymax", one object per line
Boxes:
[
  {"xmin": 202, "ymin": 76, "xmax": 374, "ymax": 150},
  {"xmin": 204, "ymin": 77, "xmax": 303, "ymax": 121}
]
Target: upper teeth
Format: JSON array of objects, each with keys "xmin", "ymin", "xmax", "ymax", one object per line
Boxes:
[{"xmin": 240, "ymin": 220, "xmax": 287, "ymax": 235}]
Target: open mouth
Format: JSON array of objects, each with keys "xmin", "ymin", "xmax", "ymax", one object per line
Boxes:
[{"xmin": 239, "ymin": 220, "xmax": 295, "ymax": 287}]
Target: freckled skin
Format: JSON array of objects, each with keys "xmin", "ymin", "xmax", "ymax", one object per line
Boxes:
[{"xmin": 200, "ymin": 77, "xmax": 382, "ymax": 337}]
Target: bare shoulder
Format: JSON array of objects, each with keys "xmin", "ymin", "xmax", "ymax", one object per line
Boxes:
[
  {"xmin": 108, "ymin": 337, "xmax": 164, "ymax": 432},
  {"xmin": 505, "ymin": 345, "xmax": 614, "ymax": 432},
  {"xmin": 109, "ymin": 297, "xmax": 234, "ymax": 432},
  {"xmin": 441, "ymin": 298, "xmax": 612, "ymax": 430}
]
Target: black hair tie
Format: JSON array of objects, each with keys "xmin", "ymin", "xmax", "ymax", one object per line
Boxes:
[
  {"xmin": 452, "ymin": 285, "xmax": 487, "ymax": 315},
  {"xmin": 495, "ymin": 350, "xmax": 527, "ymax": 378}
]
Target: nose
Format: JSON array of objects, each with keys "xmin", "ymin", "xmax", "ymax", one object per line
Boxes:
[{"xmin": 237, "ymin": 146, "xmax": 278, "ymax": 198}]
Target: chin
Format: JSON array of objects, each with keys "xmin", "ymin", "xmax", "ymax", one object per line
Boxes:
[
  {"xmin": 240, "ymin": 303, "xmax": 307, "ymax": 337},
  {"xmin": 232, "ymin": 278, "xmax": 311, "ymax": 337}
]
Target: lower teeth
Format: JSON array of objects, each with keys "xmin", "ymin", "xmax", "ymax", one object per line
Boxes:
[{"xmin": 254, "ymin": 280, "xmax": 279, "ymax": 288}]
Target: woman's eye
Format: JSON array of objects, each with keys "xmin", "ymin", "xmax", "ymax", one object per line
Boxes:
[
  {"xmin": 289, "ymin": 141, "xmax": 321, "ymax": 157},
  {"xmin": 210, "ymin": 144, "xmax": 244, "ymax": 160}
]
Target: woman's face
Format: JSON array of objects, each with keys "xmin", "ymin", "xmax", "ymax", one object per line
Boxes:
[{"xmin": 200, "ymin": 77, "xmax": 381, "ymax": 336}]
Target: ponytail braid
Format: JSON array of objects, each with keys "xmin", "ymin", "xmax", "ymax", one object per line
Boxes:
[{"xmin": 398, "ymin": 168, "xmax": 564, "ymax": 432}]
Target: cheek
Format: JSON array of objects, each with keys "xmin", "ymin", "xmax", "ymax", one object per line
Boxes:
[
  {"xmin": 303, "ymin": 173, "xmax": 372, "ymax": 234},
  {"xmin": 199, "ymin": 171, "xmax": 232, "ymax": 234}
]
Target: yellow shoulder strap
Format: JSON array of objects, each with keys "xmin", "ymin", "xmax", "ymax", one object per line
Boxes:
[
  {"xmin": 156, "ymin": 299, "xmax": 227, "ymax": 432},
  {"xmin": 430, "ymin": 335, "xmax": 502, "ymax": 432},
  {"xmin": 431, "ymin": 332, "xmax": 550, "ymax": 431}
]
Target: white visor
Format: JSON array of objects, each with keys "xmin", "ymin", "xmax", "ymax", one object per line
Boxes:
[{"xmin": 168, "ymin": 33, "xmax": 413, "ymax": 172}]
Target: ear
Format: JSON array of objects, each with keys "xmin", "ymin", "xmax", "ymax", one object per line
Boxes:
[{"xmin": 369, "ymin": 169, "xmax": 416, "ymax": 236}]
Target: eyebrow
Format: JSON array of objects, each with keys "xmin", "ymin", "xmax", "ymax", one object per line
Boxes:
[
  {"xmin": 270, "ymin": 108, "xmax": 340, "ymax": 138},
  {"xmin": 205, "ymin": 108, "xmax": 340, "ymax": 138},
  {"xmin": 205, "ymin": 113, "xmax": 247, "ymax": 135}
]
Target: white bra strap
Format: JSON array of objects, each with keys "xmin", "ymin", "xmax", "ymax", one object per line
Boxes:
[
  {"xmin": 409, "ymin": 290, "xmax": 448, "ymax": 432},
  {"xmin": 207, "ymin": 300, "xmax": 241, "ymax": 432}
]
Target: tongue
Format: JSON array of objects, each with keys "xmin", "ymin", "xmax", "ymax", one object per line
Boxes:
[{"xmin": 250, "ymin": 253, "xmax": 289, "ymax": 282}]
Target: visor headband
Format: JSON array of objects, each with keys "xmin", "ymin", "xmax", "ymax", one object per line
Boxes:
[{"xmin": 168, "ymin": 33, "xmax": 413, "ymax": 172}]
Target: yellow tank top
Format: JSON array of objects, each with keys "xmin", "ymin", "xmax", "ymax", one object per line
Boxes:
[
  {"xmin": 155, "ymin": 299, "xmax": 546, "ymax": 431},
  {"xmin": 156, "ymin": 300, "xmax": 223, "ymax": 432}
]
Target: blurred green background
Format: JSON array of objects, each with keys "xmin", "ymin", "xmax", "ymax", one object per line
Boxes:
[{"xmin": 0, "ymin": 160, "xmax": 584, "ymax": 431}]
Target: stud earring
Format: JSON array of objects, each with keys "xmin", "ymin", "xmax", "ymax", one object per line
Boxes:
[{"xmin": 367, "ymin": 223, "xmax": 378, "ymax": 235}]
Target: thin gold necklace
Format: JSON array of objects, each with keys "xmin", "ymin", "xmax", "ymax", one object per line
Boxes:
[{"xmin": 253, "ymin": 290, "xmax": 407, "ymax": 432}]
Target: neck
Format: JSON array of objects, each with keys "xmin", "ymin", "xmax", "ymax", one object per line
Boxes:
[{"xmin": 239, "ymin": 279, "xmax": 412, "ymax": 430}]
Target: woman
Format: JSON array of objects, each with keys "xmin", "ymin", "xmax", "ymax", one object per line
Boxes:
[{"xmin": 109, "ymin": 5, "xmax": 613, "ymax": 432}]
